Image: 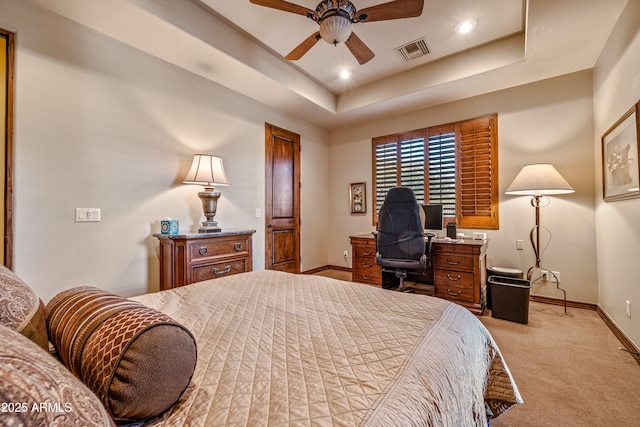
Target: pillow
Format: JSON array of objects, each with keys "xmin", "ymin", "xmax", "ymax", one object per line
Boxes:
[
  {"xmin": 0, "ymin": 265, "xmax": 48, "ymax": 350},
  {"xmin": 0, "ymin": 324, "xmax": 115, "ymax": 427},
  {"xmin": 46, "ymin": 286, "xmax": 197, "ymax": 423}
]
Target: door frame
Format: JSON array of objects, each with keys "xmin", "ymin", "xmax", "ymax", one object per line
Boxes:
[{"xmin": 1, "ymin": 29, "xmax": 14, "ymax": 269}]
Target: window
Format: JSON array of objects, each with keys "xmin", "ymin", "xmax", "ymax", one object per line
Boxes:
[{"xmin": 372, "ymin": 114, "xmax": 499, "ymax": 229}]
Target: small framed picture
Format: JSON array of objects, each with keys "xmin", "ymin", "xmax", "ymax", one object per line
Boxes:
[
  {"xmin": 601, "ymin": 102, "xmax": 640, "ymax": 202},
  {"xmin": 349, "ymin": 182, "xmax": 366, "ymax": 214}
]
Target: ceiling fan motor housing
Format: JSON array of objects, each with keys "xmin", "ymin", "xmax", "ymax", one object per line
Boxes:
[{"xmin": 314, "ymin": 0, "xmax": 357, "ymax": 45}]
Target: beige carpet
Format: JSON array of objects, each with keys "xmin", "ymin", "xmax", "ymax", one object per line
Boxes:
[
  {"xmin": 313, "ymin": 270, "xmax": 640, "ymax": 425},
  {"xmin": 481, "ymin": 302, "xmax": 640, "ymax": 426}
]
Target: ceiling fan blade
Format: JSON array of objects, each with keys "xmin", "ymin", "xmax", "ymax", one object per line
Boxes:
[
  {"xmin": 249, "ymin": 0, "xmax": 313, "ymax": 16},
  {"xmin": 357, "ymin": 0, "xmax": 424, "ymax": 22},
  {"xmin": 345, "ymin": 32, "xmax": 375, "ymax": 65},
  {"xmin": 285, "ymin": 32, "xmax": 322, "ymax": 60}
]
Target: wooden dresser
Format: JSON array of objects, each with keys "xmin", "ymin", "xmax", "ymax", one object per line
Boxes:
[
  {"xmin": 349, "ymin": 234, "xmax": 487, "ymax": 315},
  {"xmin": 154, "ymin": 229, "xmax": 255, "ymax": 290}
]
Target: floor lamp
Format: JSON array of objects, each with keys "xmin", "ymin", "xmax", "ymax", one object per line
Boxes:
[{"xmin": 506, "ymin": 164, "xmax": 574, "ymax": 312}]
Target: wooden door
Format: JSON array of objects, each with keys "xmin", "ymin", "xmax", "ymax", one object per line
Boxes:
[{"xmin": 265, "ymin": 123, "xmax": 300, "ymax": 273}]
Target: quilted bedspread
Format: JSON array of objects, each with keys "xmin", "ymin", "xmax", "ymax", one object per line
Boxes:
[{"xmin": 130, "ymin": 270, "xmax": 521, "ymax": 426}]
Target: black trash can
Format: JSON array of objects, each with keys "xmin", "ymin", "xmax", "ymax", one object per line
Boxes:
[
  {"xmin": 486, "ymin": 267, "xmax": 523, "ymax": 310},
  {"xmin": 488, "ymin": 275, "xmax": 531, "ymax": 324}
]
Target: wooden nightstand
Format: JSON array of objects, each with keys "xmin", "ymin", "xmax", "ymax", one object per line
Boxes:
[{"xmin": 154, "ymin": 229, "xmax": 255, "ymax": 290}]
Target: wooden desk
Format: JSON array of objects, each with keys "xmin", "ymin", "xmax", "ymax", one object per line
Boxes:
[
  {"xmin": 349, "ymin": 234, "xmax": 487, "ymax": 315},
  {"xmin": 155, "ymin": 229, "xmax": 255, "ymax": 290}
]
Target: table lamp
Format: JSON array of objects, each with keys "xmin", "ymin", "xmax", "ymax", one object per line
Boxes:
[{"xmin": 183, "ymin": 154, "xmax": 230, "ymax": 233}]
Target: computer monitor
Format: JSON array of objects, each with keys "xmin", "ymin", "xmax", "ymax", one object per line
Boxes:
[{"xmin": 420, "ymin": 204, "xmax": 443, "ymax": 234}]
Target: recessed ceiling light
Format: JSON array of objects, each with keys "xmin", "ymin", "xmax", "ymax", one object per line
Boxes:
[
  {"xmin": 455, "ymin": 19, "xmax": 477, "ymax": 34},
  {"xmin": 339, "ymin": 69, "xmax": 352, "ymax": 79}
]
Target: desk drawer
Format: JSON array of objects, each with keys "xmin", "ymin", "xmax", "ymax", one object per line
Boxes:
[
  {"xmin": 191, "ymin": 259, "xmax": 248, "ymax": 282},
  {"xmin": 435, "ymin": 269, "xmax": 474, "ymax": 288},
  {"xmin": 353, "ymin": 245, "xmax": 376, "ymax": 260},
  {"xmin": 189, "ymin": 238, "xmax": 249, "ymax": 261},
  {"xmin": 435, "ymin": 281, "xmax": 474, "ymax": 303},
  {"xmin": 434, "ymin": 254, "xmax": 473, "ymax": 271},
  {"xmin": 433, "ymin": 243, "xmax": 473, "ymax": 255},
  {"xmin": 353, "ymin": 264, "xmax": 381, "ymax": 286}
]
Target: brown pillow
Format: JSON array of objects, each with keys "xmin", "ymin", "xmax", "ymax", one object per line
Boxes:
[
  {"xmin": 46, "ymin": 286, "xmax": 197, "ymax": 423},
  {"xmin": 0, "ymin": 324, "xmax": 115, "ymax": 427},
  {"xmin": 0, "ymin": 265, "xmax": 48, "ymax": 350}
]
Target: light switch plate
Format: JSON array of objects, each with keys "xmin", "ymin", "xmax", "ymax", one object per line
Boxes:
[{"xmin": 76, "ymin": 208, "xmax": 101, "ymax": 222}]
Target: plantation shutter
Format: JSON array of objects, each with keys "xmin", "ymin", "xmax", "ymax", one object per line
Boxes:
[
  {"xmin": 399, "ymin": 130, "xmax": 426, "ymax": 204},
  {"xmin": 372, "ymin": 114, "xmax": 499, "ymax": 229},
  {"xmin": 456, "ymin": 115, "xmax": 499, "ymax": 229},
  {"xmin": 373, "ymin": 132, "xmax": 425, "ymax": 220},
  {"xmin": 373, "ymin": 135, "xmax": 399, "ymax": 216},
  {"xmin": 427, "ymin": 125, "xmax": 456, "ymax": 220}
]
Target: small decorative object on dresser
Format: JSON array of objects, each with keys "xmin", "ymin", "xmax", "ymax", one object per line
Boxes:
[
  {"xmin": 154, "ymin": 229, "xmax": 255, "ymax": 290},
  {"xmin": 349, "ymin": 182, "xmax": 366, "ymax": 213}
]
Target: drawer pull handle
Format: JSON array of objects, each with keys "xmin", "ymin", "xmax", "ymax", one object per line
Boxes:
[
  {"xmin": 213, "ymin": 265, "xmax": 231, "ymax": 275},
  {"xmin": 447, "ymin": 288, "xmax": 462, "ymax": 296},
  {"xmin": 363, "ymin": 275, "xmax": 373, "ymax": 280},
  {"xmin": 446, "ymin": 259, "xmax": 461, "ymax": 265},
  {"xmin": 362, "ymin": 251, "xmax": 372, "ymax": 256},
  {"xmin": 234, "ymin": 243, "xmax": 243, "ymax": 251},
  {"xmin": 447, "ymin": 273, "xmax": 461, "ymax": 281},
  {"xmin": 362, "ymin": 262, "xmax": 372, "ymax": 268},
  {"xmin": 199, "ymin": 247, "xmax": 208, "ymax": 256}
]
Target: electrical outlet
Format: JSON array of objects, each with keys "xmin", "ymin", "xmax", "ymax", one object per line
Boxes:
[
  {"xmin": 552, "ymin": 271, "xmax": 560, "ymax": 282},
  {"xmin": 541, "ymin": 271, "xmax": 549, "ymax": 281},
  {"xmin": 343, "ymin": 250, "xmax": 349, "ymax": 258},
  {"xmin": 626, "ymin": 300, "xmax": 631, "ymax": 318}
]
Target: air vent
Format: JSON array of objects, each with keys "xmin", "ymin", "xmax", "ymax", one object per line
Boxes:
[{"xmin": 395, "ymin": 38, "xmax": 429, "ymax": 62}]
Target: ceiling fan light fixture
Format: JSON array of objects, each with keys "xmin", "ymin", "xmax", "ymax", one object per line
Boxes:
[{"xmin": 320, "ymin": 15, "xmax": 352, "ymax": 45}]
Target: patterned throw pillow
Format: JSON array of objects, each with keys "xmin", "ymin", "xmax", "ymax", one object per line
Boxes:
[
  {"xmin": 46, "ymin": 286, "xmax": 197, "ymax": 423},
  {"xmin": 0, "ymin": 266, "xmax": 48, "ymax": 350},
  {"xmin": 0, "ymin": 324, "xmax": 115, "ymax": 426}
]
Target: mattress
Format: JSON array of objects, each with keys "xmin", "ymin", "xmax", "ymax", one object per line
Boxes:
[{"xmin": 130, "ymin": 270, "xmax": 521, "ymax": 426}]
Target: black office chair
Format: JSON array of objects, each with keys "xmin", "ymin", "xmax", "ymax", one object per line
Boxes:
[{"xmin": 374, "ymin": 187, "xmax": 434, "ymax": 291}]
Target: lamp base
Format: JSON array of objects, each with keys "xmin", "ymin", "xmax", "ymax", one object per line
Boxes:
[{"xmin": 198, "ymin": 221, "xmax": 221, "ymax": 233}]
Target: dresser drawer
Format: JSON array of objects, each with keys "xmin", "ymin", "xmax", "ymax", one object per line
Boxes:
[
  {"xmin": 189, "ymin": 238, "xmax": 249, "ymax": 261},
  {"xmin": 435, "ymin": 281, "xmax": 474, "ymax": 303},
  {"xmin": 433, "ymin": 253, "xmax": 474, "ymax": 271},
  {"xmin": 191, "ymin": 259, "xmax": 249, "ymax": 282}
]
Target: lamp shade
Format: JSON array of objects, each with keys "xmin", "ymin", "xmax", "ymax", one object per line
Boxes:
[
  {"xmin": 183, "ymin": 154, "xmax": 230, "ymax": 187},
  {"xmin": 505, "ymin": 164, "xmax": 574, "ymax": 196}
]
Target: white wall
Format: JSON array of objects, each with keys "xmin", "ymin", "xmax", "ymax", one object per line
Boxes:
[
  {"xmin": 329, "ymin": 71, "xmax": 598, "ymax": 304},
  {"xmin": 2, "ymin": 0, "xmax": 329, "ymax": 302},
  {"xmin": 593, "ymin": 0, "xmax": 640, "ymax": 348}
]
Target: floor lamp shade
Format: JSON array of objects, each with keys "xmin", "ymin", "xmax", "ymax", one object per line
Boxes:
[
  {"xmin": 505, "ymin": 164, "xmax": 574, "ymax": 196},
  {"xmin": 183, "ymin": 154, "xmax": 230, "ymax": 233}
]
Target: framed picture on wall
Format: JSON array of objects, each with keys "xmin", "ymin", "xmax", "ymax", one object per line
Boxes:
[
  {"xmin": 349, "ymin": 182, "xmax": 366, "ymax": 214},
  {"xmin": 601, "ymin": 101, "xmax": 640, "ymax": 202}
]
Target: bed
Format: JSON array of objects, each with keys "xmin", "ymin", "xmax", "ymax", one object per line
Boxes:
[{"xmin": 126, "ymin": 269, "xmax": 521, "ymax": 426}]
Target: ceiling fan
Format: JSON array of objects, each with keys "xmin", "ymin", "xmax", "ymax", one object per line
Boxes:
[{"xmin": 249, "ymin": 0, "xmax": 424, "ymax": 65}]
